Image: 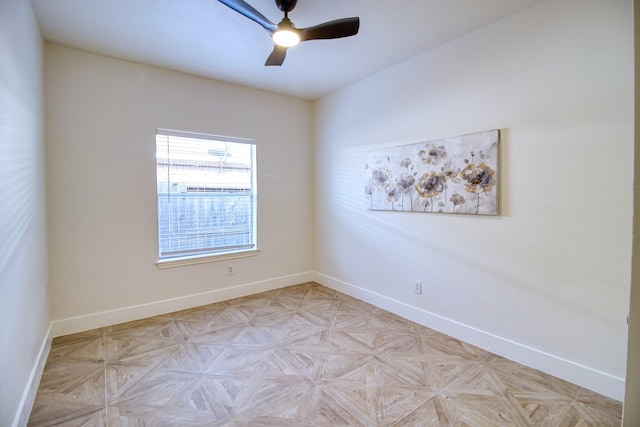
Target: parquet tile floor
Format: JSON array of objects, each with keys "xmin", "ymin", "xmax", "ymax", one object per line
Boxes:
[{"xmin": 28, "ymin": 282, "xmax": 622, "ymax": 426}]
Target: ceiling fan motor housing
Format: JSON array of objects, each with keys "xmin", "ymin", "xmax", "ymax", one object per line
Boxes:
[{"xmin": 276, "ymin": 0, "xmax": 297, "ymax": 13}]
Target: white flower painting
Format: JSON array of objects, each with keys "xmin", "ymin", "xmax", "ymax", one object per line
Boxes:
[{"xmin": 365, "ymin": 130, "xmax": 499, "ymax": 215}]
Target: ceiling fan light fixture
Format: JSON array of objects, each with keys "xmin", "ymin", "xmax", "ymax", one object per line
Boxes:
[
  {"xmin": 272, "ymin": 29, "xmax": 299, "ymax": 47},
  {"xmin": 272, "ymin": 17, "xmax": 299, "ymax": 47}
]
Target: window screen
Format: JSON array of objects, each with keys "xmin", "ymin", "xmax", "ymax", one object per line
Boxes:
[{"xmin": 156, "ymin": 129, "xmax": 257, "ymax": 260}]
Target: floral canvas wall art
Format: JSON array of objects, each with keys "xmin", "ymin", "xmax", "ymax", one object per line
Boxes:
[{"xmin": 365, "ymin": 130, "xmax": 499, "ymax": 215}]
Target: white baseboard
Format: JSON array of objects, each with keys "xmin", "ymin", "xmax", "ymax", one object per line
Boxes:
[
  {"xmin": 52, "ymin": 272, "xmax": 313, "ymax": 337},
  {"xmin": 13, "ymin": 322, "xmax": 53, "ymax": 427},
  {"xmin": 313, "ymin": 272, "xmax": 625, "ymax": 402}
]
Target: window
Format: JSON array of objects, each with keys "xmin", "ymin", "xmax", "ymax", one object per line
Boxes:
[{"xmin": 155, "ymin": 129, "xmax": 257, "ymax": 266}]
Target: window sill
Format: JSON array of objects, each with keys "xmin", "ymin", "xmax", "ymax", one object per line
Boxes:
[{"xmin": 156, "ymin": 249, "xmax": 260, "ymax": 269}]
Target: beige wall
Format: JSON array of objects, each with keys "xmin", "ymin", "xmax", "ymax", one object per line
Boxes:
[
  {"xmin": 0, "ymin": 0, "xmax": 50, "ymax": 425},
  {"xmin": 624, "ymin": 1, "xmax": 640, "ymax": 424},
  {"xmin": 314, "ymin": 0, "xmax": 633, "ymax": 400},
  {"xmin": 45, "ymin": 44, "xmax": 314, "ymax": 332}
]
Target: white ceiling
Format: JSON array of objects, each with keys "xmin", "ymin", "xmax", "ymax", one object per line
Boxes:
[{"xmin": 30, "ymin": 0, "xmax": 544, "ymax": 100}]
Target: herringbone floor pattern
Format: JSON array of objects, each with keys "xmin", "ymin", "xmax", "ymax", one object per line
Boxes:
[{"xmin": 28, "ymin": 283, "xmax": 622, "ymax": 426}]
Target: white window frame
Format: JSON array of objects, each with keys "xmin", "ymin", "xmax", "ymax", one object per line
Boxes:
[{"xmin": 155, "ymin": 128, "xmax": 259, "ymax": 269}]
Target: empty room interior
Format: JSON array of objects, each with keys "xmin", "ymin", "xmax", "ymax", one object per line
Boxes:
[{"xmin": 2, "ymin": 0, "xmax": 640, "ymax": 425}]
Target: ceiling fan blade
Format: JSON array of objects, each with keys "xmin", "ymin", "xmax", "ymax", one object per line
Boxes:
[
  {"xmin": 299, "ymin": 17, "xmax": 360, "ymax": 41},
  {"xmin": 265, "ymin": 45, "xmax": 287, "ymax": 66},
  {"xmin": 218, "ymin": 0, "xmax": 278, "ymax": 32}
]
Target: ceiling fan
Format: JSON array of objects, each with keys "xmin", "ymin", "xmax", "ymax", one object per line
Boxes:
[{"xmin": 218, "ymin": 0, "xmax": 360, "ymax": 66}]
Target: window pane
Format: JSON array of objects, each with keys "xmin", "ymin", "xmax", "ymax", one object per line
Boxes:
[{"xmin": 156, "ymin": 130, "xmax": 256, "ymax": 260}]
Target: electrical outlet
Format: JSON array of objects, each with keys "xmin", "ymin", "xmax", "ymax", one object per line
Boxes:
[
  {"xmin": 414, "ymin": 280, "xmax": 422, "ymax": 294},
  {"xmin": 227, "ymin": 264, "xmax": 234, "ymax": 275}
]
